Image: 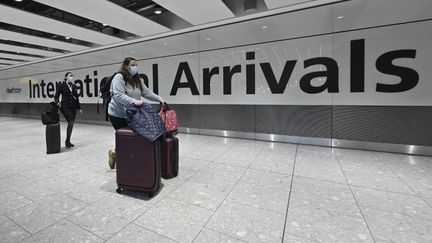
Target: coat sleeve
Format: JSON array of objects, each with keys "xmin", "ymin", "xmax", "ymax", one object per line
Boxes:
[
  {"xmin": 54, "ymin": 82, "xmax": 61, "ymax": 104},
  {"xmin": 73, "ymin": 86, "xmax": 81, "ymax": 110},
  {"xmin": 140, "ymin": 80, "xmax": 163, "ymax": 102}
]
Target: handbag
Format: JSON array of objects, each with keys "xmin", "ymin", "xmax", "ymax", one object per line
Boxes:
[
  {"xmin": 159, "ymin": 104, "xmax": 179, "ymax": 133},
  {"xmin": 41, "ymin": 101, "xmax": 60, "ymax": 125},
  {"xmin": 126, "ymin": 104, "xmax": 165, "ymax": 143}
]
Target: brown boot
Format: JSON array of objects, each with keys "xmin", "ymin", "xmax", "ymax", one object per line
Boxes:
[{"xmin": 108, "ymin": 149, "xmax": 116, "ymax": 169}]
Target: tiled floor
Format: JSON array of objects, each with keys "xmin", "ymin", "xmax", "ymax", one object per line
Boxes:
[{"xmin": 1, "ymin": 116, "xmax": 432, "ymax": 243}]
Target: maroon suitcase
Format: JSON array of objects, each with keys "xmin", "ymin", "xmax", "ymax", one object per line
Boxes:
[
  {"xmin": 161, "ymin": 136, "xmax": 179, "ymax": 179},
  {"xmin": 115, "ymin": 128, "xmax": 161, "ymax": 196}
]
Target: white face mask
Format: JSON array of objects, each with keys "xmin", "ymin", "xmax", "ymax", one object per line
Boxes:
[{"xmin": 67, "ymin": 75, "xmax": 75, "ymax": 83}]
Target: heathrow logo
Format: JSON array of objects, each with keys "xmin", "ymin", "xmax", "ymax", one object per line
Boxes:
[{"xmin": 6, "ymin": 87, "xmax": 22, "ymax": 94}]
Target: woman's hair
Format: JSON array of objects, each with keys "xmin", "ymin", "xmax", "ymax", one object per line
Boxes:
[
  {"xmin": 120, "ymin": 57, "xmax": 143, "ymax": 91},
  {"xmin": 64, "ymin": 72, "xmax": 72, "ymax": 81}
]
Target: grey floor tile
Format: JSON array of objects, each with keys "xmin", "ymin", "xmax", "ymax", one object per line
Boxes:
[
  {"xmin": 352, "ymin": 186, "xmax": 432, "ymax": 221},
  {"xmin": 285, "ymin": 204, "xmax": 373, "ymax": 242},
  {"xmin": 37, "ymin": 193, "xmax": 87, "ymax": 216},
  {"xmin": 63, "ymin": 176, "xmax": 114, "ymax": 204},
  {"xmin": 344, "ymin": 171, "xmax": 416, "ymax": 195},
  {"xmin": 256, "ymin": 151, "xmax": 296, "ymax": 162},
  {"xmin": 168, "ymin": 180, "xmax": 230, "ymax": 210},
  {"xmin": 134, "ymin": 198, "xmax": 213, "ymax": 243},
  {"xmin": 0, "ymin": 215, "xmax": 30, "ymax": 243},
  {"xmin": 68, "ymin": 194, "xmax": 148, "ymax": 240},
  {"xmin": 215, "ymin": 150, "xmax": 260, "ymax": 164},
  {"xmin": 106, "ymin": 223, "xmax": 176, "ymax": 243},
  {"xmin": 213, "ymin": 157, "xmax": 255, "ymax": 167},
  {"xmin": 206, "ymin": 201, "xmax": 285, "ymax": 242},
  {"xmin": 206, "ymin": 163, "xmax": 248, "ymax": 174},
  {"xmin": 396, "ymin": 176, "xmax": 432, "ymax": 199},
  {"xmin": 2, "ymin": 117, "xmax": 432, "ymax": 243},
  {"xmin": 21, "ymin": 219, "xmax": 103, "ymax": 243},
  {"xmin": 5, "ymin": 202, "xmax": 66, "ymax": 234},
  {"xmin": 240, "ymin": 169, "xmax": 292, "ymax": 191},
  {"xmin": 290, "ymin": 176, "xmax": 362, "ymax": 218},
  {"xmin": 194, "ymin": 228, "xmax": 247, "ymax": 243},
  {"xmin": 423, "ymin": 197, "xmax": 432, "ymax": 207},
  {"xmin": 362, "ymin": 207, "xmax": 432, "ymax": 242},
  {"xmin": 0, "ymin": 174, "xmax": 33, "ymax": 193},
  {"xmin": 18, "ymin": 167, "xmax": 60, "ymax": 182},
  {"xmin": 260, "ymin": 142, "xmax": 297, "ymax": 154},
  {"xmin": 294, "ymin": 159, "xmax": 347, "ymax": 184},
  {"xmin": 338, "ymin": 160, "xmax": 397, "ymax": 178},
  {"xmin": 180, "ymin": 157, "xmax": 211, "ymax": 172},
  {"xmin": 192, "ymin": 165, "xmax": 243, "ymax": 188},
  {"xmin": 0, "ymin": 191, "xmax": 32, "ymax": 215},
  {"xmin": 183, "ymin": 148, "xmax": 224, "ymax": 162},
  {"xmin": 14, "ymin": 176, "xmax": 77, "ymax": 201},
  {"xmin": 227, "ymin": 179, "xmax": 289, "ymax": 214},
  {"xmin": 283, "ymin": 233, "xmax": 318, "ymax": 243},
  {"xmin": 250, "ymin": 152, "xmax": 295, "ymax": 174}
]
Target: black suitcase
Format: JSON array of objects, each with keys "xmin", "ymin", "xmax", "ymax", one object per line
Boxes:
[
  {"xmin": 46, "ymin": 123, "xmax": 60, "ymax": 154},
  {"xmin": 161, "ymin": 135, "xmax": 179, "ymax": 179},
  {"xmin": 115, "ymin": 128, "xmax": 161, "ymax": 197}
]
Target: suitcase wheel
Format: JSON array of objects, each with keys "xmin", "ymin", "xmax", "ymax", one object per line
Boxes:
[{"xmin": 116, "ymin": 188, "xmax": 122, "ymax": 194}]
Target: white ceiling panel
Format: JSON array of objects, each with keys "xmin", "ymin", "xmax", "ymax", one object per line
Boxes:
[
  {"xmin": 153, "ymin": 0, "xmax": 235, "ymax": 25},
  {"xmin": 264, "ymin": 0, "xmax": 312, "ymax": 9},
  {"xmin": 264, "ymin": 0, "xmax": 340, "ymax": 9},
  {"xmin": 0, "ymin": 53, "xmax": 40, "ymax": 62},
  {"xmin": 0, "ymin": 43, "xmax": 61, "ymax": 57},
  {"xmin": 33, "ymin": 0, "xmax": 170, "ymax": 37},
  {"xmin": 0, "ymin": 29, "xmax": 89, "ymax": 52},
  {"xmin": 0, "ymin": 5, "xmax": 124, "ymax": 45},
  {"xmin": 0, "ymin": 59, "xmax": 26, "ymax": 65}
]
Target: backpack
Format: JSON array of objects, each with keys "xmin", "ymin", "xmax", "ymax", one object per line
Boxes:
[
  {"xmin": 41, "ymin": 101, "xmax": 60, "ymax": 125},
  {"xmin": 97, "ymin": 72, "xmax": 120, "ymax": 121}
]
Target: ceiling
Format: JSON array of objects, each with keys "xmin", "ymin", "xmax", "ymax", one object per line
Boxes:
[{"xmin": 0, "ymin": 0, "xmax": 334, "ymax": 70}]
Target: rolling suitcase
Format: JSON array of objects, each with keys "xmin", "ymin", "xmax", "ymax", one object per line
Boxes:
[
  {"xmin": 115, "ymin": 127, "xmax": 161, "ymax": 196},
  {"xmin": 161, "ymin": 135, "xmax": 179, "ymax": 179},
  {"xmin": 46, "ymin": 123, "xmax": 60, "ymax": 154}
]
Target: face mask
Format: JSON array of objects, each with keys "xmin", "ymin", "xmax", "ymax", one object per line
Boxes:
[
  {"xmin": 67, "ymin": 76, "xmax": 75, "ymax": 83},
  {"xmin": 129, "ymin": 66, "xmax": 138, "ymax": 76}
]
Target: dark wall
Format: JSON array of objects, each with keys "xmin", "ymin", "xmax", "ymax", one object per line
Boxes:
[{"xmin": 1, "ymin": 103, "xmax": 432, "ymax": 148}]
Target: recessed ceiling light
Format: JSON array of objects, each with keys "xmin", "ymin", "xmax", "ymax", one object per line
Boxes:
[
  {"xmin": 163, "ymin": 43, "xmax": 168, "ymax": 46},
  {"xmin": 130, "ymin": 51, "xmax": 134, "ymax": 54},
  {"xmin": 206, "ymin": 38, "xmax": 211, "ymax": 41},
  {"xmin": 262, "ymin": 25, "xmax": 268, "ymax": 29},
  {"xmin": 154, "ymin": 7, "xmax": 162, "ymax": 14},
  {"xmin": 337, "ymin": 16, "xmax": 344, "ymax": 19}
]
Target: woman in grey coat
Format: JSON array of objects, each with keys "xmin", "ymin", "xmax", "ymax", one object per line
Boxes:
[{"xmin": 108, "ymin": 57, "xmax": 165, "ymax": 130}]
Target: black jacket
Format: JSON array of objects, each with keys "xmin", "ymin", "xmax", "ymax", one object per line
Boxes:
[{"xmin": 54, "ymin": 81, "xmax": 81, "ymax": 109}]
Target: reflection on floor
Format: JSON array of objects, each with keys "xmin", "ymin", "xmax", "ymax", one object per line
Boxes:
[{"xmin": 1, "ymin": 117, "xmax": 432, "ymax": 242}]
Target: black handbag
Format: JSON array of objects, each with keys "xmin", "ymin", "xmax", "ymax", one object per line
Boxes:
[
  {"xmin": 126, "ymin": 103, "xmax": 165, "ymax": 143},
  {"xmin": 41, "ymin": 102, "xmax": 60, "ymax": 125}
]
